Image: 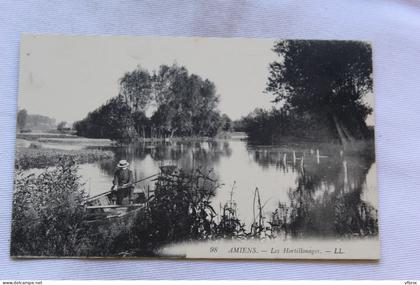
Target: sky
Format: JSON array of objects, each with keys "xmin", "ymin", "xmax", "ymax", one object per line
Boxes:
[{"xmin": 18, "ymin": 35, "xmax": 375, "ymax": 125}]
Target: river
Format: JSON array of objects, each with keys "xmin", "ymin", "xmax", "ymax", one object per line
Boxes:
[{"xmin": 58, "ymin": 138, "xmax": 379, "ymax": 236}]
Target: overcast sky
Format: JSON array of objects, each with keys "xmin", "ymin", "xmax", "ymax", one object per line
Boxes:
[{"xmin": 19, "ymin": 35, "xmax": 375, "ymax": 125}]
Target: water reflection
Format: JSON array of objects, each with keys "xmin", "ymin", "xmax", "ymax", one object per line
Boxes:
[
  {"xmin": 249, "ymin": 145, "xmax": 378, "ymax": 238},
  {"xmin": 78, "ymin": 139, "xmax": 378, "ymax": 238}
]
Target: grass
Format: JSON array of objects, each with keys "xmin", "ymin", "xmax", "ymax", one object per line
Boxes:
[
  {"xmin": 17, "ymin": 132, "xmax": 79, "ymax": 140},
  {"xmin": 17, "ymin": 132, "xmax": 113, "ymax": 146},
  {"xmin": 15, "ymin": 147, "xmax": 114, "ymax": 169}
]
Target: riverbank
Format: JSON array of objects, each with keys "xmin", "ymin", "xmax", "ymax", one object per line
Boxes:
[
  {"xmin": 17, "ymin": 131, "xmax": 247, "ymax": 145},
  {"xmin": 115, "ymin": 131, "xmax": 248, "ymax": 143},
  {"xmin": 16, "ymin": 147, "xmax": 114, "ymax": 169},
  {"xmin": 17, "ymin": 132, "xmax": 114, "ymax": 146}
]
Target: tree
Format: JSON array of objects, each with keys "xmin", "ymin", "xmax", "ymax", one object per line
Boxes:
[
  {"xmin": 119, "ymin": 67, "xmax": 152, "ymax": 112},
  {"xmin": 57, "ymin": 121, "xmax": 67, "ymax": 133},
  {"xmin": 151, "ymin": 104, "xmax": 177, "ymax": 138},
  {"xmin": 17, "ymin": 109, "xmax": 28, "ymax": 132},
  {"xmin": 74, "ymin": 95, "xmax": 136, "ymax": 142},
  {"xmin": 221, "ymin": 114, "xmax": 232, "ymax": 132},
  {"xmin": 153, "ymin": 64, "xmax": 220, "ymax": 137},
  {"xmin": 132, "ymin": 111, "xmax": 150, "ymax": 139},
  {"xmin": 75, "ymin": 64, "xmax": 224, "ymax": 141},
  {"xmin": 266, "ymin": 40, "xmax": 373, "ymax": 144}
]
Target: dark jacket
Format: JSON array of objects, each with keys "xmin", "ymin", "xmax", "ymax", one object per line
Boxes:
[{"xmin": 113, "ymin": 168, "xmax": 133, "ymax": 187}]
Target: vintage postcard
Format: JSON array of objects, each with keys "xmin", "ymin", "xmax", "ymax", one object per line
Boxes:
[{"xmin": 12, "ymin": 35, "xmax": 379, "ymax": 260}]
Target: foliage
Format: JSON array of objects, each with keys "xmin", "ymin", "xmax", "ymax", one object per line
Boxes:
[
  {"xmin": 12, "ymin": 159, "xmax": 378, "ymax": 257},
  {"xmin": 120, "ymin": 67, "xmax": 153, "ymax": 112},
  {"xmin": 57, "ymin": 121, "xmax": 67, "ymax": 132},
  {"xmin": 237, "ymin": 107, "xmax": 335, "ymax": 144},
  {"xmin": 132, "ymin": 168, "xmax": 221, "ymax": 251},
  {"xmin": 16, "ymin": 109, "xmax": 28, "ymax": 132},
  {"xmin": 23, "ymin": 113, "xmax": 57, "ymax": 131},
  {"xmin": 11, "ymin": 157, "xmax": 89, "ymax": 256},
  {"xmin": 264, "ymin": 40, "xmax": 373, "ymax": 144},
  {"xmin": 74, "ymin": 64, "xmax": 228, "ymax": 142},
  {"xmin": 153, "ymin": 65, "xmax": 222, "ymax": 137},
  {"xmin": 220, "ymin": 114, "xmax": 233, "ymax": 132},
  {"xmin": 216, "ymin": 182, "xmax": 247, "ymax": 238},
  {"xmin": 81, "ymin": 167, "xmax": 227, "ymax": 256},
  {"xmin": 16, "ymin": 147, "xmax": 114, "ymax": 170},
  {"xmin": 73, "ymin": 95, "xmax": 136, "ymax": 142},
  {"xmin": 132, "ymin": 110, "xmax": 150, "ymax": 138}
]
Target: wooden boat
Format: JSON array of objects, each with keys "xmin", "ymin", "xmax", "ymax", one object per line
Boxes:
[
  {"xmin": 85, "ymin": 187, "xmax": 154, "ymax": 223},
  {"xmin": 84, "ymin": 165, "xmax": 176, "ymax": 223}
]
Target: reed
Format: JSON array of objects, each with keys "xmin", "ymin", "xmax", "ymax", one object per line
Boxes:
[{"xmin": 15, "ymin": 147, "xmax": 114, "ymax": 169}]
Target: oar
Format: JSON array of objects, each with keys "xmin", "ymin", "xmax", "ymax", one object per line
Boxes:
[
  {"xmin": 87, "ymin": 172, "xmax": 160, "ymax": 202},
  {"xmin": 132, "ymin": 173, "xmax": 160, "ymax": 185}
]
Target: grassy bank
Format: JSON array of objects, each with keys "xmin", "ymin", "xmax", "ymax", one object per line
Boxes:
[
  {"xmin": 16, "ymin": 147, "xmax": 114, "ymax": 169},
  {"xmin": 17, "ymin": 133, "xmax": 113, "ymax": 146},
  {"xmin": 17, "ymin": 132, "xmax": 79, "ymax": 140}
]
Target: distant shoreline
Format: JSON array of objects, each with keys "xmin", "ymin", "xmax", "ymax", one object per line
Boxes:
[{"xmin": 16, "ymin": 131, "xmax": 248, "ymax": 145}]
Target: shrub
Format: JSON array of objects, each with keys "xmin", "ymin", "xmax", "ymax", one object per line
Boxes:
[
  {"xmin": 11, "ymin": 157, "xmax": 89, "ymax": 256},
  {"xmin": 28, "ymin": 142, "xmax": 42, "ymax": 149}
]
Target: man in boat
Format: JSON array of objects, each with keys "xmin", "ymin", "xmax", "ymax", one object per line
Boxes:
[{"xmin": 111, "ymin": 160, "xmax": 134, "ymax": 205}]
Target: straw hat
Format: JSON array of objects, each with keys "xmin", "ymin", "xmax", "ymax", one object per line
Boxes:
[{"xmin": 117, "ymin": 160, "xmax": 129, "ymax": 168}]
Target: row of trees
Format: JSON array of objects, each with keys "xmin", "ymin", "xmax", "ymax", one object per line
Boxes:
[
  {"xmin": 236, "ymin": 40, "xmax": 374, "ymax": 146},
  {"xmin": 16, "ymin": 109, "xmax": 57, "ymax": 132},
  {"xmin": 74, "ymin": 64, "xmax": 232, "ymax": 142},
  {"xmin": 235, "ymin": 107, "xmax": 339, "ymax": 144}
]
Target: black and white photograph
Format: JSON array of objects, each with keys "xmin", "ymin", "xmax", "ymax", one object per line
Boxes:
[{"xmin": 12, "ymin": 35, "xmax": 379, "ymax": 259}]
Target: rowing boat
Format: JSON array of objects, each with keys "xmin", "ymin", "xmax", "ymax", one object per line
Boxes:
[
  {"xmin": 84, "ymin": 165, "xmax": 176, "ymax": 223},
  {"xmin": 85, "ymin": 186, "xmax": 154, "ymax": 223}
]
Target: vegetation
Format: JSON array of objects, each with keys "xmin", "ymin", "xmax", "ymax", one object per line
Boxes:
[
  {"xmin": 12, "ymin": 161, "xmax": 232, "ymax": 257},
  {"xmin": 236, "ymin": 107, "xmax": 334, "ymax": 144},
  {"xmin": 74, "ymin": 64, "xmax": 232, "ymax": 143},
  {"xmin": 15, "ymin": 147, "xmax": 114, "ymax": 169},
  {"xmin": 16, "ymin": 110, "xmax": 57, "ymax": 132},
  {"xmin": 12, "ymin": 155, "xmax": 378, "ymax": 257},
  {"xmin": 57, "ymin": 121, "xmax": 67, "ymax": 132},
  {"xmin": 236, "ymin": 40, "xmax": 374, "ymax": 146},
  {"xmin": 104, "ymin": 168, "xmax": 222, "ymax": 255},
  {"xmin": 17, "ymin": 133, "xmax": 79, "ymax": 140},
  {"xmin": 73, "ymin": 95, "xmax": 136, "ymax": 142},
  {"xmin": 11, "ymin": 158, "xmax": 89, "ymax": 256},
  {"xmin": 16, "ymin": 109, "xmax": 28, "ymax": 132}
]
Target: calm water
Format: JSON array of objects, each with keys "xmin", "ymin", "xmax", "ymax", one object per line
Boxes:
[{"xmin": 66, "ymin": 139, "xmax": 378, "ymax": 234}]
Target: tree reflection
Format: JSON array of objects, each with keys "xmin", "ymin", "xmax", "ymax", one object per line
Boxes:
[
  {"xmin": 269, "ymin": 149, "xmax": 378, "ymax": 238},
  {"xmin": 97, "ymin": 140, "xmax": 232, "ymax": 182},
  {"xmin": 93, "ymin": 141, "xmax": 378, "ymax": 239}
]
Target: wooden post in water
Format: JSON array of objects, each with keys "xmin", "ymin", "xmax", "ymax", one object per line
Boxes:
[
  {"xmin": 146, "ymin": 184, "xmax": 150, "ymax": 208},
  {"xmin": 316, "ymin": 149, "xmax": 320, "ymax": 164},
  {"xmin": 283, "ymin": 153, "xmax": 287, "ymax": 165},
  {"xmin": 88, "ymin": 178, "xmax": 91, "ymax": 197},
  {"xmin": 293, "ymin": 151, "xmax": 296, "ymax": 165},
  {"xmin": 300, "ymin": 153, "xmax": 304, "ymax": 170},
  {"xmin": 343, "ymin": 160, "xmax": 349, "ymax": 193}
]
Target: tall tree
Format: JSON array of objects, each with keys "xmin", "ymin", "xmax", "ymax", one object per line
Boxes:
[
  {"xmin": 57, "ymin": 121, "xmax": 67, "ymax": 132},
  {"xmin": 75, "ymin": 64, "xmax": 223, "ymax": 141},
  {"xmin": 266, "ymin": 40, "xmax": 373, "ymax": 144},
  {"xmin": 153, "ymin": 64, "xmax": 220, "ymax": 137},
  {"xmin": 16, "ymin": 109, "xmax": 28, "ymax": 132}
]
